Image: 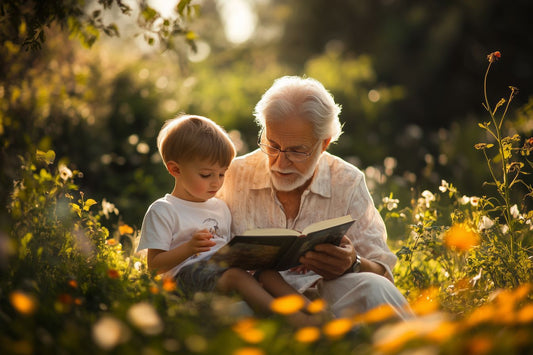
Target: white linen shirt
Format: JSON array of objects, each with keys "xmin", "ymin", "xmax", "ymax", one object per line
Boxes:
[{"xmin": 218, "ymin": 149, "xmax": 397, "ymax": 293}]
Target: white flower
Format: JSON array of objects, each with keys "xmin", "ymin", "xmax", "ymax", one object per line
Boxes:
[
  {"xmin": 459, "ymin": 195, "xmax": 470, "ymax": 205},
  {"xmin": 59, "ymin": 164, "xmax": 73, "ymax": 181},
  {"xmin": 127, "ymin": 302, "xmax": 163, "ymax": 335},
  {"xmin": 101, "ymin": 198, "xmax": 119, "ymax": 219},
  {"xmin": 500, "ymin": 224, "xmax": 509, "ymax": 234},
  {"xmin": 382, "ymin": 196, "xmax": 399, "ymax": 211},
  {"xmin": 470, "ymin": 196, "xmax": 480, "ymax": 207},
  {"xmin": 92, "ymin": 316, "xmax": 130, "ymax": 350},
  {"xmin": 420, "ymin": 190, "xmax": 435, "ymax": 208},
  {"xmin": 478, "ymin": 216, "xmax": 494, "ymax": 231},
  {"xmin": 510, "ymin": 204, "xmax": 520, "ymax": 219},
  {"xmin": 439, "ymin": 180, "xmax": 449, "ymax": 193}
]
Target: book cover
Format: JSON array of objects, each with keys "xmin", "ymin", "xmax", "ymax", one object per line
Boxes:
[{"xmin": 209, "ymin": 215, "xmax": 355, "ymax": 271}]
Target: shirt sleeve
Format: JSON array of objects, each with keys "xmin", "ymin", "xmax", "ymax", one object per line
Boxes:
[
  {"xmin": 346, "ymin": 173, "xmax": 397, "ymax": 280},
  {"xmin": 137, "ymin": 201, "xmax": 176, "ymax": 252}
]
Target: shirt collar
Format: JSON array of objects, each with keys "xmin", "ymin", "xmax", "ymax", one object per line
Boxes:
[{"xmin": 249, "ymin": 150, "xmax": 332, "ymax": 198}]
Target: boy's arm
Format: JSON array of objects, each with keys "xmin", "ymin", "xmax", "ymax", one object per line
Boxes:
[{"xmin": 147, "ymin": 229, "xmax": 216, "ymax": 274}]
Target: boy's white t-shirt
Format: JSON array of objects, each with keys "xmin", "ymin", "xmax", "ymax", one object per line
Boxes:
[{"xmin": 137, "ymin": 194, "xmax": 232, "ymax": 278}]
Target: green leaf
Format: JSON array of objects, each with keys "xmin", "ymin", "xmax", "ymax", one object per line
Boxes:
[
  {"xmin": 36, "ymin": 149, "xmax": 55, "ymax": 165},
  {"xmin": 83, "ymin": 199, "xmax": 97, "ymax": 211}
]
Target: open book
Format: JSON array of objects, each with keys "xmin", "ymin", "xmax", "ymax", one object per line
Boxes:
[{"xmin": 210, "ymin": 215, "xmax": 355, "ymax": 271}]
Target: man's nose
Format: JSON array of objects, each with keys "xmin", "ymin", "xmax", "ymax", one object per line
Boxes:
[{"xmin": 275, "ymin": 151, "xmax": 293, "ymax": 168}]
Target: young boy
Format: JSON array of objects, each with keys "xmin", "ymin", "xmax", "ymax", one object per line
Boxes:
[{"xmin": 137, "ymin": 114, "xmax": 322, "ymax": 326}]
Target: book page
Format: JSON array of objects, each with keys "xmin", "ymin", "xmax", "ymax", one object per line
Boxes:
[
  {"xmin": 301, "ymin": 215, "xmax": 354, "ymax": 235},
  {"xmin": 242, "ymin": 228, "xmax": 300, "ymax": 237}
]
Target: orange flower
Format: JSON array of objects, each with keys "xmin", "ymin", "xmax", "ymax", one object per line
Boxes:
[
  {"xmin": 232, "ymin": 347, "xmax": 265, "ymax": 355},
  {"xmin": 322, "ymin": 318, "xmax": 353, "ymax": 339},
  {"xmin": 270, "ymin": 294, "xmax": 305, "ymax": 315},
  {"xmin": 232, "ymin": 318, "xmax": 265, "ymax": 344},
  {"xmin": 107, "ymin": 269, "xmax": 120, "ymax": 279},
  {"xmin": 119, "ymin": 224, "xmax": 134, "ymax": 235},
  {"xmin": 306, "ymin": 299, "xmax": 327, "ymax": 314},
  {"xmin": 58, "ymin": 293, "xmax": 73, "ymax": 305},
  {"xmin": 487, "ymin": 51, "xmax": 501, "ymax": 63},
  {"xmin": 294, "ymin": 326, "xmax": 321, "ymax": 343},
  {"xmin": 68, "ymin": 279, "xmax": 78, "ymax": 288},
  {"xmin": 444, "ymin": 224, "xmax": 480, "ymax": 252},
  {"xmin": 10, "ymin": 291, "xmax": 38, "ymax": 315},
  {"xmin": 162, "ymin": 277, "xmax": 177, "ymax": 292},
  {"xmin": 355, "ymin": 304, "xmax": 397, "ymax": 324}
]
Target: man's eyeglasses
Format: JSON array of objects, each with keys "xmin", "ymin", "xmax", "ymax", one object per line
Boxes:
[{"xmin": 258, "ymin": 136, "xmax": 320, "ymax": 163}]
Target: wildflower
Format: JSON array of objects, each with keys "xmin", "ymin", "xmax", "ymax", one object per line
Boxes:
[
  {"xmin": 106, "ymin": 238, "xmax": 117, "ymax": 246},
  {"xmin": 459, "ymin": 195, "xmax": 470, "ymax": 205},
  {"xmin": 270, "ymin": 294, "xmax": 305, "ymax": 315},
  {"xmin": 58, "ymin": 164, "xmax": 73, "ymax": 181},
  {"xmin": 420, "ymin": 190, "xmax": 435, "ymax": 208},
  {"xmin": 9, "ymin": 290, "xmax": 37, "ymax": 315},
  {"xmin": 382, "ymin": 196, "xmax": 399, "ymax": 211},
  {"xmin": 355, "ymin": 304, "xmax": 397, "ymax": 324},
  {"xmin": 510, "ymin": 204, "xmax": 520, "ymax": 218},
  {"xmin": 522, "ymin": 137, "xmax": 533, "ymax": 156},
  {"xmin": 107, "ymin": 269, "xmax": 120, "ymax": 279},
  {"xmin": 68, "ymin": 279, "xmax": 78, "ymax": 288},
  {"xmin": 233, "ymin": 347, "xmax": 265, "ymax": 355},
  {"xmin": 517, "ymin": 304, "xmax": 533, "ymax": 323},
  {"xmin": 470, "ymin": 196, "xmax": 480, "ymax": 207},
  {"xmin": 438, "ymin": 180, "xmax": 449, "ymax": 193},
  {"xmin": 295, "ymin": 327, "xmax": 321, "ymax": 343},
  {"xmin": 487, "ymin": 51, "xmax": 501, "ymax": 63},
  {"xmin": 92, "ymin": 316, "xmax": 130, "ymax": 351},
  {"xmin": 233, "ymin": 322, "xmax": 265, "ymax": 344},
  {"xmin": 119, "ymin": 224, "xmax": 134, "ymax": 235},
  {"xmin": 323, "ymin": 318, "xmax": 353, "ymax": 339},
  {"xmin": 307, "ymin": 298, "xmax": 327, "ymax": 314},
  {"xmin": 127, "ymin": 302, "xmax": 163, "ymax": 335},
  {"xmin": 410, "ymin": 287, "xmax": 440, "ymax": 316},
  {"xmin": 474, "ymin": 143, "xmax": 494, "ymax": 150},
  {"xmin": 477, "ymin": 216, "xmax": 494, "ymax": 231},
  {"xmin": 162, "ymin": 277, "xmax": 177, "ymax": 292},
  {"xmin": 444, "ymin": 224, "xmax": 480, "ymax": 252},
  {"xmin": 101, "ymin": 198, "xmax": 119, "ymax": 219}
]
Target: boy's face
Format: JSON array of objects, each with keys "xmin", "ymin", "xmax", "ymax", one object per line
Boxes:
[{"xmin": 170, "ymin": 159, "xmax": 228, "ymax": 202}]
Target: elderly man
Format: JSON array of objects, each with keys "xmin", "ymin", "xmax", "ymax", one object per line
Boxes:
[{"xmin": 218, "ymin": 76, "xmax": 410, "ymax": 318}]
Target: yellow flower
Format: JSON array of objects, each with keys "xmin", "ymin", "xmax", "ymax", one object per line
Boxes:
[
  {"xmin": 119, "ymin": 224, "xmax": 134, "ymax": 235},
  {"xmin": 444, "ymin": 224, "xmax": 480, "ymax": 252},
  {"xmin": 355, "ymin": 304, "xmax": 397, "ymax": 324},
  {"xmin": 232, "ymin": 318, "xmax": 265, "ymax": 344},
  {"xmin": 294, "ymin": 326, "xmax": 321, "ymax": 343},
  {"xmin": 233, "ymin": 347, "xmax": 265, "ymax": 355},
  {"xmin": 516, "ymin": 303, "xmax": 533, "ymax": 324},
  {"xmin": 323, "ymin": 318, "xmax": 353, "ymax": 339},
  {"xmin": 9, "ymin": 291, "xmax": 37, "ymax": 315},
  {"xmin": 306, "ymin": 298, "xmax": 327, "ymax": 314},
  {"xmin": 410, "ymin": 287, "xmax": 440, "ymax": 316},
  {"xmin": 270, "ymin": 294, "xmax": 305, "ymax": 315}
]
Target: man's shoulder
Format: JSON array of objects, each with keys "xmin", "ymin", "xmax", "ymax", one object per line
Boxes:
[{"xmin": 322, "ymin": 152, "xmax": 364, "ymax": 179}]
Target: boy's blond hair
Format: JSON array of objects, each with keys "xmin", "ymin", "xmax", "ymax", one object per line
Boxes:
[{"xmin": 157, "ymin": 114, "xmax": 236, "ymax": 167}]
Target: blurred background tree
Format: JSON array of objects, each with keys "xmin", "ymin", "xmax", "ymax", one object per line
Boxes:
[{"xmin": 1, "ymin": 0, "xmax": 532, "ymax": 233}]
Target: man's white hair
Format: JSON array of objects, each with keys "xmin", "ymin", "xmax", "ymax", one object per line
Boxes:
[{"xmin": 253, "ymin": 76, "xmax": 343, "ymax": 143}]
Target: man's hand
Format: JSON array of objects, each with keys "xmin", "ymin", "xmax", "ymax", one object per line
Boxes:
[{"xmin": 298, "ymin": 235, "xmax": 356, "ymax": 280}]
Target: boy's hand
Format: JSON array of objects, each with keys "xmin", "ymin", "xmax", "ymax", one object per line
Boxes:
[{"xmin": 188, "ymin": 228, "xmax": 216, "ymax": 254}]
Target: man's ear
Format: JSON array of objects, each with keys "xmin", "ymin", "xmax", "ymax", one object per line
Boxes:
[
  {"xmin": 166, "ymin": 161, "xmax": 180, "ymax": 177},
  {"xmin": 321, "ymin": 138, "xmax": 332, "ymax": 152}
]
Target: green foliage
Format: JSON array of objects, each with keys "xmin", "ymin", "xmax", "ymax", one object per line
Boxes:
[{"xmin": 0, "ymin": 0, "xmax": 198, "ymax": 51}]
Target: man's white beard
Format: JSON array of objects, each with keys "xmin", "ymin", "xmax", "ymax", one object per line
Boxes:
[{"xmin": 270, "ymin": 153, "xmax": 321, "ymax": 192}]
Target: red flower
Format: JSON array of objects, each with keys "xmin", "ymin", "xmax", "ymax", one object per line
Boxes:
[
  {"xmin": 107, "ymin": 269, "xmax": 120, "ymax": 279},
  {"xmin": 487, "ymin": 51, "xmax": 501, "ymax": 63}
]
